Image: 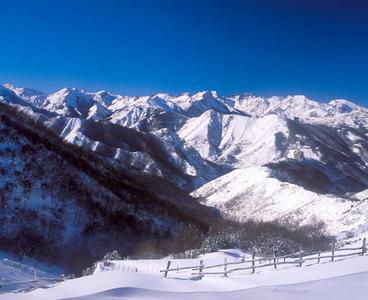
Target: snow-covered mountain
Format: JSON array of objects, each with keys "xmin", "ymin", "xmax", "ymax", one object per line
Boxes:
[
  {"xmin": 1, "ymin": 83, "xmax": 368, "ymax": 238},
  {"xmin": 3, "ymin": 83, "xmax": 46, "ymax": 107},
  {"xmin": 230, "ymin": 94, "xmax": 368, "ymax": 128},
  {"xmin": 193, "ymin": 167, "xmax": 368, "ymax": 238},
  {"xmin": 178, "ymin": 112, "xmax": 289, "ymax": 168},
  {"xmin": 42, "ymin": 87, "xmax": 113, "ymax": 120},
  {"xmin": 0, "ymin": 101, "xmax": 217, "ymax": 272}
]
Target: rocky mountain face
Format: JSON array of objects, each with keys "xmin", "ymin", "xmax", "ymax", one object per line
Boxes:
[{"xmin": 1, "ymin": 83, "xmax": 368, "ymax": 241}]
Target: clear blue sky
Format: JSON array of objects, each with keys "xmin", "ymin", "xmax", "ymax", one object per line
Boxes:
[{"xmin": 0, "ymin": 0, "xmax": 367, "ymax": 104}]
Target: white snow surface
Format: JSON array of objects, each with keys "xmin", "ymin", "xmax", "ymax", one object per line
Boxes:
[
  {"xmin": 193, "ymin": 167, "xmax": 368, "ymax": 237},
  {"xmin": 231, "ymin": 94, "xmax": 368, "ymax": 128},
  {"xmin": 2, "ymin": 245, "xmax": 368, "ymax": 300},
  {"xmin": 0, "ymin": 251, "xmax": 64, "ymax": 294},
  {"xmin": 178, "ymin": 112, "xmax": 289, "ymax": 167}
]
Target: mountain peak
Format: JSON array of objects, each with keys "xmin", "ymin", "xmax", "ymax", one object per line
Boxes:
[
  {"xmin": 57, "ymin": 87, "xmax": 84, "ymax": 95},
  {"xmin": 195, "ymin": 90, "xmax": 219, "ymax": 99},
  {"xmin": 2, "ymin": 82, "xmax": 18, "ymax": 90},
  {"xmin": 3, "ymin": 83, "xmax": 45, "ymax": 97},
  {"xmin": 0, "ymin": 84, "xmax": 18, "ymax": 97},
  {"xmin": 327, "ymin": 99, "xmax": 365, "ymax": 114}
]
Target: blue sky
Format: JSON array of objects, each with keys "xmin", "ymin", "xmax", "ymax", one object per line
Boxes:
[{"xmin": 0, "ymin": 0, "xmax": 367, "ymax": 104}]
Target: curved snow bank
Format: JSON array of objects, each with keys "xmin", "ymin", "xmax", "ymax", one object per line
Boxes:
[
  {"xmin": 193, "ymin": 167, "xmax": 368, "ymax": 236},
  {"xmin": 60, "ymin": 272, "xmax": 368, "ymax": 300}
]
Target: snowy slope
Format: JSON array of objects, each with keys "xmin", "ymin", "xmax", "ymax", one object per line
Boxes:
[
  {"xmin": 178, "ymin": 112, "xmax": 288, "ymax": 168},
  {"xmin": 2, "ymin": 245, "xmax": 368, "ymax": 299},
  {"xmin": 42, "ymin": 88, "xmax": 112, "ymax": 120},
  {"xmin": 231, "ymin": 94, "xmax": 368, "ymax": 128},
  {"xmin": 193, "ymin": 167, "xmax": 368, "ymax": 237},
  {"xmin": 2, "ymin": 83, "xmax": 46, "ymax": 107},
  {"xmin": 0, "ymin": 252, "xmax": 63, "ymax": 294}
]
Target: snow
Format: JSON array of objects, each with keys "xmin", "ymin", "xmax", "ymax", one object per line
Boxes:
[
  {"xmin": 3, "ymin": 83, "xmax": 368, "ymax": 129},
  {"xmin": 3, "ymin": 82, "xmax": 368, "ymax": 255},
  {"xmin": 0, "ymin": 252, "xmax": 64, "ymax": 294},
  {"xmin": 2, "ymin": 83, "xmax": 368, "ymax": 230},
  {"xmin": 328, "ymin": 99, "xmax": 363, "ymax": 114},
  {"xmin": 178, "ymin": 112, "xmax": 289, "ymax": 168},
  {"xmin": 229, "ymin": 94, "xmax": 368, "ymax": 128},
  {"xmin": 193, "ymin": 167, "xmax": 368, "ymax": 237},
  {"xmin": 354, "ymin": 189, "xmax": 368, "ymax": 201},
  {"xmin": 59, "ymin": 118, "xmax": 83, "ymax": 144},
  {"xmin": 2, "ymin": 245, "xmax": 368, "ymax": 300},
  {"xmin": 218, "ymin": 114, "xmax": 288, "ymax": 166},
  {"xmin": 2, "ymin": 83, "xmax": 46, "ymax": 106},
  {"xmin": 2, "ymin": 83, "xmax": 368, "ymax": 192}
]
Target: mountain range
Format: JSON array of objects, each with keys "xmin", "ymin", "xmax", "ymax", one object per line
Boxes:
[{"xmin": 1, "ymin": 83, "xmax": 368, "ymax": 265}]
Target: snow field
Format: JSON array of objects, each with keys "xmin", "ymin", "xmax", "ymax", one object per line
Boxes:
[{"xmin": 2, "ymin": 241, "xmax": 368, "ymax": 299}]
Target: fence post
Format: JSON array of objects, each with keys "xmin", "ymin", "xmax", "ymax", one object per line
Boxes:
[
  {"xmin": 273, "ymin": 254, "xmax": 277, "ymax": 270},
  {"xmin": 224, "ymin": 258, "xmax": 228, "ymax": 277},
  {"xmin": 251, "ymin": 252, "xmax": 255, "ymax": 274},
  {"xmin": 163, "ymin": 260, "xmax": 171, "ymax": 278},
  {"xmin": 331, "ymin": 250, "xmax": 335, "ymax": 262},
  {"xmin": 317, "ymin": 252, "xmax": 321, "ymax": 264},
  {"xmin": 299, "ymin": 252, "xmax": 303, "ymax": 267},
  {"xmin": 362, "ymin": 238, "xmax": 366, "ymax": 256},
  {"xmin": 199, "ymin": 260, "xmax": 204, "ymax": 279}
]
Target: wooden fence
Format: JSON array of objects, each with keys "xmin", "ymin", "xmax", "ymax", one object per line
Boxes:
[
  {"xmin": 160, "ymin": 238, "xmax": 367, "ymax": 279},
  {"xmin": 0, "ymin": 268, "xmax": 65, "ymax": 292}
]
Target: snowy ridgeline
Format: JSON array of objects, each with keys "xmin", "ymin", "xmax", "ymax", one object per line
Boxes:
[
  {"xmin": 2, "ymin": 83, "xmax": 368, "ymax": 238},
  {"xmin": 1, "ymin": 239, "xmax": 368, "ymax": 300}
]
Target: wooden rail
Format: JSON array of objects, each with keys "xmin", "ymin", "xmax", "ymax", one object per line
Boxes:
[
  {"xmin": 160, "ymin": 237, "xmax": 367, "ymax": 279},
  {"xmin": 0, "ymin": 268, "xmax": 65, "ymax": 291}
]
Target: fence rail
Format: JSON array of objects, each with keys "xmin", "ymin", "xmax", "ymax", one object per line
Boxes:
[
  {"xmin": 160, "ymin": 237, "xmax": 367, "ymax": 279},
  {"xmin": 0, "ymin": 267, "xmax": 65, "ymax": 292}
]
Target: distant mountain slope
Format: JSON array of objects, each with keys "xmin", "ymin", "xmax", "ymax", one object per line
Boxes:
[
  {"xmin": 192, "ymin": 167, "xmax": 368, "ymax": 237},
  {"xmin": 178, "ymin": 111, "xmax": 288, "ymax": 168},
  {"xmin": 230, "ymin": 94, "xmax": 368, "ymax": 128}
]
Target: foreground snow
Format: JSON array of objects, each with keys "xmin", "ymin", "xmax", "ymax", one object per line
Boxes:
[
  {"xmin": 64, "ymin": 273, "xmax": 368, "ymax": 300},
  {"xmin": 2, "ymin": 246, "xmax": 368, "ymax": 300}
]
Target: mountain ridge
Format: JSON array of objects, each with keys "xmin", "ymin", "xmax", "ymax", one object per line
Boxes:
[
  {"xmin": 1, "ymin": 82, "xmax": 368, "ymax": 239},
  {"xmin": 0, "ymin": 101, "xmax": 217, "ymax": 271}
]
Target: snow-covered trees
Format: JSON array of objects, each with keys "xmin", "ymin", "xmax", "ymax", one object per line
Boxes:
[{"xmin": 198, "ymin": 218, "xmax": 334, "ymax": 256}]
